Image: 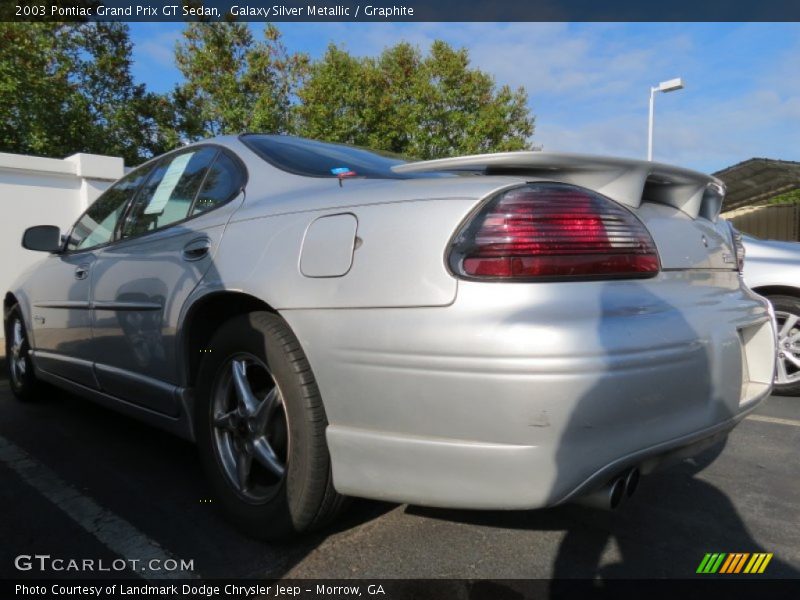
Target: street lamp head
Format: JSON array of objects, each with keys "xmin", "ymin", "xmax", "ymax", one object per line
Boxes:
[{"xmin": 656, "ymin": 78, "xmax": 684, "ymax": 93}]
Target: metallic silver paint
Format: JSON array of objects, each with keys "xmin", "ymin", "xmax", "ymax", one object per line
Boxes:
[
  {"xmin": 741, "ymin": 235, "xmax": 800, "ymax": 386},
  {"xmin": 393, "ymin": 151, "xmax": 725, "ymax": 220},
  {"xmin": 6, "ymin": 137, "xmax": 776, "ymax": 510},
  {"xmin": 283, "ymin": 272, "xmax": 774, "ymax": 507},
  {"xmin": 742, "ymin": 236, "xmax": 800, "ymax": 290},
  {"xmin": 300, "ymin": 213, "xmax": 358, "ymax": 278}
]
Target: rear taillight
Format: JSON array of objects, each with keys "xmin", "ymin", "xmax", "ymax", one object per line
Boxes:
[
  {"xmin": 727, "ymin": 222, "xmax": 745, "ymax": 272},
  {"xmin": 448, "ymin": 183, "xmax": 660, "ymax": 281}
]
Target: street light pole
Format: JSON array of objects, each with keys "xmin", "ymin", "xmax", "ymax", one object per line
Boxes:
[
  {"xmin": 647, "ymin": 78, "xmax": 684, "ymax": 162},
  {"xmin": 648, "ymin": 87, "xmax": 656, "ymax": 161}
]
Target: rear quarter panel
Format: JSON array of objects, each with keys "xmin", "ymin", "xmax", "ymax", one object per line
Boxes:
[
  {"xmin": 202, "ymin": 198, "xmax": 472, "ymax": 308},
  {"xmin": 193, "ymin": 168, "xmax": 520, "ymax": 309}
]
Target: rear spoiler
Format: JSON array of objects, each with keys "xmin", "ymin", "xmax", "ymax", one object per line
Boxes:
[{"xmin": 392, "ymin": 152, "xmax": 726, "ymax": 221}]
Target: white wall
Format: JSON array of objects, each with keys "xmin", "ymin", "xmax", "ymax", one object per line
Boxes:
[{"xmin": 1, "ymin": 151, "xmax": 124, "ymax": 343}]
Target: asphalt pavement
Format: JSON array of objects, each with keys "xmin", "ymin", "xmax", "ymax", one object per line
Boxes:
[{"xmin": 1, "ymin": 362, "xmax": 798, "ymax": 581}]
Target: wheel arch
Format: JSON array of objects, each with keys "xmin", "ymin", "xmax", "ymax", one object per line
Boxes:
[
  {"xmin": 4, "ymin": 291, "xmax": 19, "ymax": 310},
  {"xmin": 179, "ymin": 291, "xmax": 278, "ymax": 388},
  {"xmin": 3, "ymin": 292, "xmax": 21, "ymax": 328},
  {"xmin": 751, "ymin": 285, "xmax": 800, "ymax": 300}
]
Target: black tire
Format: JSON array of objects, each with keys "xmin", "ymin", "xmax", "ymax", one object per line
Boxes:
[
  {"xmin": 767, "ymin": 294, "xmax": 800, "ymax": 397},
  {"xmin": 4, "ymin": 303, "xmax": 43, "ymax": 401},
  {"xmin": 195, "ymin": 311, "xmax": 346, "ymax": 540}
]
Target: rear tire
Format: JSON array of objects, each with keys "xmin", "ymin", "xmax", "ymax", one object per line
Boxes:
[
  {"xmin": 4, "ymin": 304, "xmax": 43, "ymax": 402},
  {"xmin": 767, "ymin": 294, "xmax": 800, "ymax": 397},
  {"xmin": 194, "ymin": 311, "xmax": 346, "ymax": 540}
]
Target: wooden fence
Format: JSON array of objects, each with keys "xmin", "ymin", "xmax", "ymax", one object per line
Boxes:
[{"xmin": 724, "ymin": 204, "xmax": 800, "ymax": 241}]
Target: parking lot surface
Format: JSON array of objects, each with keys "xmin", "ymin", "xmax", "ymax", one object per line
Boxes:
[{"xmin": 1, "ymin": 362, "xmax": 798, "ymax": 581}]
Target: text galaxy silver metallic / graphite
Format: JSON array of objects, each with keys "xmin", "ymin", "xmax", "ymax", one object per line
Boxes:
[{"xmin": 229, "ymin": 5, "xmax": 415, "ymax": 17}]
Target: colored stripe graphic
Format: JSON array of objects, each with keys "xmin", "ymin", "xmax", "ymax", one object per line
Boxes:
[
  {"xmin": 720, "ymin": 553, "xmax": 737, "ymax": 573},
  {"xmin": 696, "ymin": 554, "xmax": 713, "ymax": 573},
  {"xmin": 744, "ymin": 554, "xmax": 760, "ymax": 573},
  {"xmin": 710, "ymin": 553, "xmax": 726, "ymax": 573},
  {"xmin": 758, "ymin": 553, "xmax": 773, "ymax": 573},
  {"xmin": 733, "ymin": 553, "xmax": 750, "ymax": 573},
  {"xmin": 719, "ymin": 554, "xmax": 735, "ymax": 573},
  {"xmin": 698, "ymin": 552, "xmax": 773, "ymax": 574},
  {"xmin": 697, "ymin": 553, "xmax": 727, "ymax": 573}
]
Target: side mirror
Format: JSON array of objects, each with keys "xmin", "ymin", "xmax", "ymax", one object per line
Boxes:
[{"xmin": 22, "ymin": 225, "xmax": 62, "ymax": 253}]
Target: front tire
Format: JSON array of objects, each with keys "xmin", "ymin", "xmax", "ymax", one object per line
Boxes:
[
  {"xmin": 4, "ymin": 304, "xmax": 43, "ymax": 401},
  {"xmin": 195, "ymin": 312, "xmax": 345, "ymax": 539},
  {"xmin": 768, "ymin": 294, "xmax": 800, "ymax": 396}
]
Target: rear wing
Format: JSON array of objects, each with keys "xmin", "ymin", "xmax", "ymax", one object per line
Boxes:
[{"xmin": 392, "ymin": 152, "xmax": 725, "ymax": 221}]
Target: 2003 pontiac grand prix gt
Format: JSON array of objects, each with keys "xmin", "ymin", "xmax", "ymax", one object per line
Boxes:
[{"xmin": 4, "ymin": 135, "xmax": 777, "ymax": 539}]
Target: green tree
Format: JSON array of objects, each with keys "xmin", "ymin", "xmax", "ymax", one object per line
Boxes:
[
  {"xmin": 0, "ymin": 22, "xmax": 177, "ymax": 165},
  {"xmin": 296, "ymin": 41, "xmax": 534, "ymax": 159},
  {"xmin": 175, "ymin": 23, "xmax": 308, "ymax": 138},
  {"xmin": 0, "ymin": 23, "xmax": 84, "ymax": 159},
  {"xmin": 72, "ymin": 23, "xmax": 179, "ymax": 162}
]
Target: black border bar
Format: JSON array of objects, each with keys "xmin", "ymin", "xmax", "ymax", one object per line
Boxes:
[
  {"xmin": 4, "ymin": 579, "xmax": 800, "ymax": 600},
  {"xmin": 4, "ymin": 0, "xmax": 800, "ymax": 22}
]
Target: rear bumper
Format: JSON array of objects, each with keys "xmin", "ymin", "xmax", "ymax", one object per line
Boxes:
[
  {"xmin": 325, "ymin": 402, "xmax": 761, "ymax": 509},
  {"xmin": 282, "ymin": 271, "xmax": 776, "ymax": 509}
]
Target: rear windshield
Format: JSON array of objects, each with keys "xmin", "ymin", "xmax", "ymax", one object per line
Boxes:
[{"xmin": 240, "ymin": 134, "xmax": 414, "ymax": 179}]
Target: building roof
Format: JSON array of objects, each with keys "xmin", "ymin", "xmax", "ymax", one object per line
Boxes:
[{"xmin": 714, "ymin": 158, "xmax": 800, "ymax": 211}]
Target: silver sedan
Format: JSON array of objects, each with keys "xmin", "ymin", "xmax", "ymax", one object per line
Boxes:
[
  {"xmin": 4, "ymin": 135, "xmax": 776, "ymax": 538},
  {"xmin": 741, "ymin": 234, "xmax": 800, "ymax": 395}
]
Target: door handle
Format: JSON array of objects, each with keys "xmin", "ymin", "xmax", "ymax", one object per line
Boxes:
[
  {"xmin": 74, "ymin": 264, "xmax": 90, "ymax": 280},
  {"xmin": 182, "ymin": 238, "xmax": 211, "ymax": 261}
]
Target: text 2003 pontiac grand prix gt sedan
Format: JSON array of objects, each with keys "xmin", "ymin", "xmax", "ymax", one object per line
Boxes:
[{"xmin": 4, "ymin": 135, "xmax": 776, "ymax": 538}]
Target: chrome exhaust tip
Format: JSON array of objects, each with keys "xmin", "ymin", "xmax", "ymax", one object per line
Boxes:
[
  {"xmin": 575, "ymin": 477, "xmax": 625, "ymax": 510},
  {"xmin": 624, "ymin": 467, "xmax": 640, "ymax": 498}
]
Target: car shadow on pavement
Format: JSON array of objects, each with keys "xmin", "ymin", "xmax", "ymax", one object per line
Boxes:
[{"xmin": 408, "ymin": 429, "xmax": 799, "ymax": 584}]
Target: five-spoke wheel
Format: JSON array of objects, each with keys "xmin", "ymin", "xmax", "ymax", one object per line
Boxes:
[
  {"xmin": 4, "ymin": 304, "xmax": 42, "ymax": 401},
  {"xmin": 212, "ymin": 356, "xmax": 288, "ymax": 502},
  {"xmin": 195, "ymin": 311, "xmax": 345, "ymax": 539},
  {"xmin": 8, "ymin": 317, "xmax": 28, "ymax": 387}
]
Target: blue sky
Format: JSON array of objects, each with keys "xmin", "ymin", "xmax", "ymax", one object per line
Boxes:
[{"xmin": 129, "ymin": 22, "xmax": 800, "ymax": 174}]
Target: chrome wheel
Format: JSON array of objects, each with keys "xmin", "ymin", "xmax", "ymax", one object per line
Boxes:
[
  {"xmin": 774, "ymin": 310, "xmax": 800, "ymax": 385},
  {"xmin": 9, "ymin": 318, "xmax": 28, "ymax": 387},
  {"xmin": 211, "ymin": 355, "xmax": 289, "ymax": 503}
]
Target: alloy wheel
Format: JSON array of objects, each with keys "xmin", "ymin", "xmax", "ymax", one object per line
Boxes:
[
  {"xmin": 9, "ymin": 318, "xmax": 27, "ymax": 387},
  {"xmin": 774, "ymin": 310, "xmax": 800, "ymax": 385},
  {"xmin": 211, "ymin": 354, "xmax": 289, "ymax": 503}
]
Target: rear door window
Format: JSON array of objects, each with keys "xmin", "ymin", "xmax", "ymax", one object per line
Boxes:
[
  {"xmin": 120, "ymin": 147, "xmax": 217, "ymax": 239},
  {"xmin": 190, "ymin": 151, "xmax": 245, "ymax": 216}
]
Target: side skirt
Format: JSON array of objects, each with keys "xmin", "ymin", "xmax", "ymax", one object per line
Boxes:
[{"xmin": 35, "ymin": 367, "xmax": 196, "ymax": 442}]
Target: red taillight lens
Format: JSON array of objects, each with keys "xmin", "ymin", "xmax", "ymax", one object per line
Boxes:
[{"xmin": 449, "ymin": 183, "xmax": 660, "ymax": 280}]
